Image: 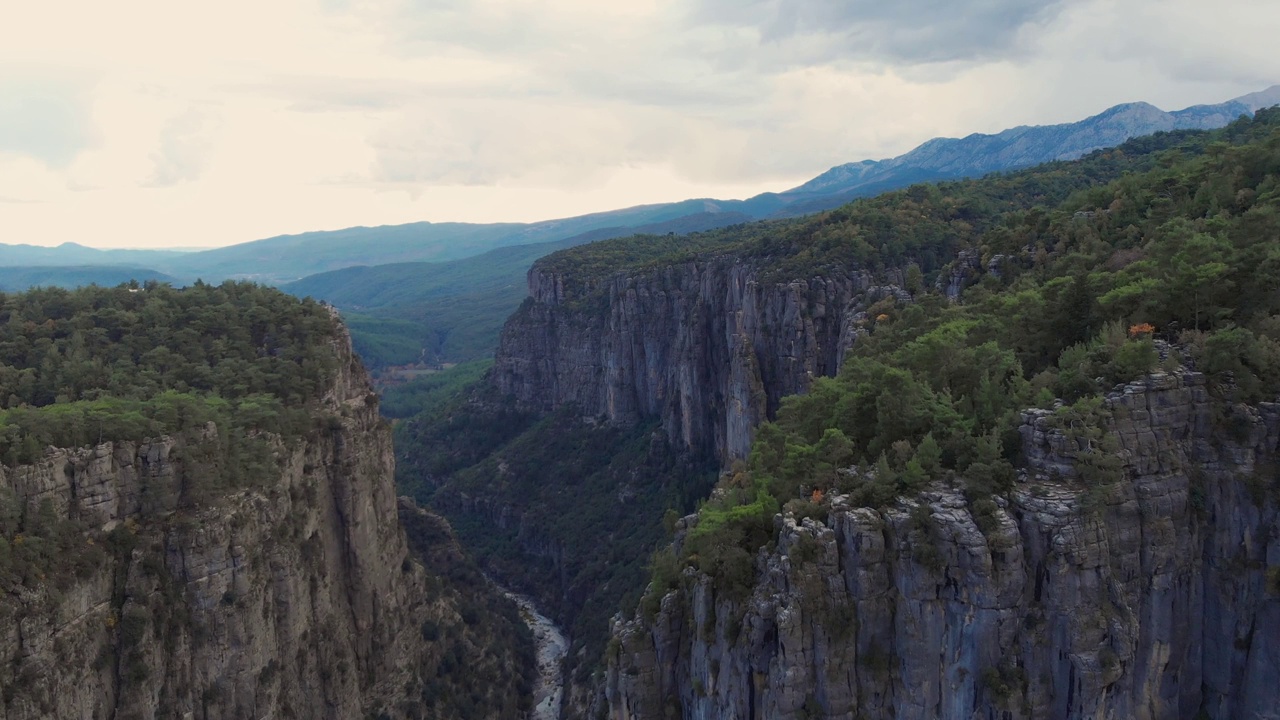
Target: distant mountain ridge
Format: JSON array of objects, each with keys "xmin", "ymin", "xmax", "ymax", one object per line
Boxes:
[
  {"xmin": 280, "ymin": 210, "xmax": 755, "ymax": 366},
  {"xmin": 0, "ymin": 242, "xmax": 191, "ymax": 269},
  {"xmin": 4, "ymin": 85, "xmax": 1274, "ymax": 286},
  {"xmin": 781, "ymin": 86, "xmax": 1280, "ymax": 211},
  {"xmin": 0, "ymin": 265, "xmax": 178, "ymax": 292}
]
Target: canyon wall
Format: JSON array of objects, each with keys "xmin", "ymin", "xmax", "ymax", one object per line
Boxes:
[
  {"xmin": 494, "ymin": 260, "xmax": 907, "ymax": 462},
  {"xmin": 0, "ymin": 325, "xmax": 528, "ymax": 720},
  {"xmin": 607, "ymin": 371, "xmax": 1280, "ymax": 720}
]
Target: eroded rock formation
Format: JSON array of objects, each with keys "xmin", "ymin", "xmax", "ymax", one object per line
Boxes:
[
  {"xmin": 0, "ymin": 325, "xmax": 529, "ymax": 720},
  {"xmin": 495, "ymin": 261, "xmax": 906, "ymax": 461},
  {"xmin": 607, "ymin": 371, "xmax": 1280, "ymax": 720}
]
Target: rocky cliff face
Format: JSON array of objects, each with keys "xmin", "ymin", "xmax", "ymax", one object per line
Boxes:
[
  {"xmin": 607, "ymin": 371, "xmax": 1280, "ymax": 720},
  {"xmin": 495, "ymin": 261, "xmax": 906, "ymax": 462},
  {"xmin": 0, "ymin": 326, "xmax": 527, "ymax": 719}
]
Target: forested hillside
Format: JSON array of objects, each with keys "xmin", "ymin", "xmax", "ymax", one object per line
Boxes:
[
  {"xmin": 0, "ymin": 282, "xmax": 340, "ymax": 464},
  {"xmin": 0, "ymin": 266, "xmax": 178, "ymax": 293},
  {"xmin": 282, "ymin": 211, "xmax": 754, "ymax": 369},
  {"xmin": 650, "ymin": 108, "xmax": 1280, "ymax": 590},
  {"xmin": 392, "ymin": 108, "xmax": 1280, "ymax": 719},
  {"xmin": 607, "ymin": 109, "xmax": 1280, "ymax": 720},
  {"xmin": 0, "ymin": 282, "xmax": 534, "ymax": 720}
]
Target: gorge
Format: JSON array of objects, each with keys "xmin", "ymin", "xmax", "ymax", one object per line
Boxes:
[
  {"xmin": 0, "ymin": 285, "xmax": 532, "ymax": 719},
  {"xmin": 403, "ymin": 110, "xmax": 1280, "ymax": 720},
  {"xmin": 2, "ymin": 105, "xmax": 1279, "ymax": 720}
]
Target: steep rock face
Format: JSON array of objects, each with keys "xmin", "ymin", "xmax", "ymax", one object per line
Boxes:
[
  {"xmin": 607, "ymin": 371, "xmax": 1280, "ymax": 720},
  {"xmin": 0, "ymin": 327, "xmax": 519, "ymax": 719},
  {"xmin": 495, "ymin": 261, "xmax": 902, "ymax": 461}
]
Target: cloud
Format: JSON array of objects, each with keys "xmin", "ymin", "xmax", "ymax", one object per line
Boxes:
[
  {"xmin": 4, "ymin": 0, "xmax": 1278, "ymax": 249},
  {"xmin": 344, "ymin": 0, "xmax": 1096, "ymax": 191},
  {"xmin": 144, "ymin": 107, "xmax": 221, "ymax": 188},
  {"xmin": 369, "ymin": 100, "xmax": 636, "ymax": 186},
  {"xmin": 687, "ymin": 0, "xmax": 1074, "ymax": 66},
  {"xmin": 0, "ymin": 67, "xmax": 98, "ymax": 168}
]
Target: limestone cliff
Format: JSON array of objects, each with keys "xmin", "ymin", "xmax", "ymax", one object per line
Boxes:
[
  {"xmin": 0, "ymin": 324, "xmax": 530, "ymax": 719},
  {"xmin": 494, "ymin": 260, "xmax": 905, "ymax": 462},
  {"xmin": 607, "ymin": 371, "xmax": 1280, "ymax": 720}
]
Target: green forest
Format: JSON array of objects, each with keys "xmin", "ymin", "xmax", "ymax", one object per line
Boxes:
[
  {"xmin": 0, "ymin": 282, "xmax": 348, "ymax": 601},
  {"xmin": 392, "ymin": 109, "xmax": 1280, "ymax": 679},
  {"xmin": 396, "ymin": 394, "xmax": 717, "ymax": 688},
  {"xmin": 0, "ymin": 281, "xmax": 342, "ymax": 464},
  {"xmin": 646, "ymin": 109, "xmax": 1280, "ymax": 601}
]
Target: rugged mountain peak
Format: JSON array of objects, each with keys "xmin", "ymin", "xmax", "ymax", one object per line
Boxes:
[
  {"xmin": 783, "ymin": 89, "xmax": 1272, "ymax": 205},
  {"xmin": 1233, "ymin": 84, "xmax": 1280, "ymax": 111}
]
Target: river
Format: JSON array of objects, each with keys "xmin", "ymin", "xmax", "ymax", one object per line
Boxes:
[{"xmin": 502, "ymin": 589, "xmax": 568, "ymax": 720}]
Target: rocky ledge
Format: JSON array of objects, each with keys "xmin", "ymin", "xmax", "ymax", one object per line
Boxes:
[
  {"xmin": 607, "ymin": 371, "xmax": 1280, "ymax": 720},
  {"xmin": 495, "ymin": 260, "xmax": 908, "ymax": 462}
]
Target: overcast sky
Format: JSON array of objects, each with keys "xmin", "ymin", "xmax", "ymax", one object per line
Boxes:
[{"xmin": 2, "ymin": 0, "xmax": 1277, "ymax": 249}]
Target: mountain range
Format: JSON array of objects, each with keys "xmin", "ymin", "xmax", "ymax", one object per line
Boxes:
[
  {"xmin": 5, "ymin": 86, "xmax": 1276, "ymax": 285},
  {"xmin": 3, "ymin": 85, "xmax": 1277, "ymax": 366}
]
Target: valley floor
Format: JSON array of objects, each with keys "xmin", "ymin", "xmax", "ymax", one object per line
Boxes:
[{"xmin": 503, "ymin": 588, "xmax": 568, "ymax": 720}]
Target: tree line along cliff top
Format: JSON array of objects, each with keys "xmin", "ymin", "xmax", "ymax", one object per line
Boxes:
[
  {"xmin": 0, "ymin": 281, "xmax": 343, "ymax": 465},
  {"xmin": 536, "ymin": 108, "xmax": 1280, "ymax": 300},
  {"xmin": 632, "ymin": 108, "xmax": 1280, "ymax": 601}
]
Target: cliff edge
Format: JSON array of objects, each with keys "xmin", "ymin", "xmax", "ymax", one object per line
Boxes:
[{"xmin": 607, "ymin": 370, "xmax": 1280, "ymax": 720}]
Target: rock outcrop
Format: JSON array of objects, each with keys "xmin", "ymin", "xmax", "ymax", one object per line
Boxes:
[
  {"xmin": 0, "ymin": 324, "xmax": 528, "ymax": 719},
  {"xmin": 494, "ymin": 260, "xmax": 904, "ymax": 462},
  {"xmin": 607, "ymin": 371, "xmax": 1280, "ymax": 720}
]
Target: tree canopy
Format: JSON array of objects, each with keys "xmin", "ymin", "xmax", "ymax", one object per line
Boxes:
[
  {"xmin": 656, "ymin": 108, "xmax": 1280, "ymax": 599},
  {"xmin": 0, "ymin": 281, "xmax": 341, "ymax": 464}
]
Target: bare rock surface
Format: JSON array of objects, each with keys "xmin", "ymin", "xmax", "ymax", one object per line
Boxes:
[
  {"xmin": 606, "ymin": 371, "xmax": 1280, "ymax": 720},
  {"xmin": 0, "ymin": 324, "xmax": 526, "ymax": 720},
  {"xmin": 495, "ymin": 260, "xmax": 903, "ymax": 462}
]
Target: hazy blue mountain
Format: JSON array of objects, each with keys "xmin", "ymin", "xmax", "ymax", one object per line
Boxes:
[
  {"xmin": 281, "ymin": 211, "xmax": 754, "ymax": 366},
  {"xmin": 6, "ymin": 86, "xmax": 1275, "ymax": 290},
  {"xmin": 0, "ymin": 265, "xmax": 179, "ymax": 292},
  {"xmin": 776, "ymin": 87, "xmax": 1278, "ymax": 214},
  {"xmin": 0, "ymin": 242, "xmax": 190, "ymax": 268},
  {"xmin": 150, "ymin": 200, "xmax": 749, "ymax": 283}
]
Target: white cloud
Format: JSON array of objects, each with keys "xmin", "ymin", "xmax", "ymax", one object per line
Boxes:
[
  {"xmin": 0, "ymin": 0, "xmax": 1276, "ymax": 249},
  {"xmin": 145, "ymin": 107, "xmax": 223, "ymax": 187},
  {"xmin": 0, "ymin": 67, "xmax": 99, "ymax": 168}
]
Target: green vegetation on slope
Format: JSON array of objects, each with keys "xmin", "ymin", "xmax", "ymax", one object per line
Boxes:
[
  {"xmin": 0, "ymin": 281, "xmax": 339, "ymax": 407},
  {"xmin": 379, "ymin": 360, "xmax": 493, "ymax": 419},
  {"xmin": 0, "ymin": 266, "xmax": 179, "ymax": 292},
  {"xmin": 282, "ymin": 212, "xmax": 755, "ymax": 368},
  {"xmin": 650, "ymin": 108, "xmax": 1280, "ymax": 601},
  {"xmin": 396, "ymin": 389, "xmax": 716, "ymax": 687},
  {"xmin": 0, "ymin": 281, "xmax": 345, "ymax": 603},
  {"xmin": 283, "ymin": 240, "xmax": 561, "ymax": 368},
  {"xmin": 399, "ymin": 504, "xmax": 537, "ymax": 719},
  {"xmin": 538, "ymin": 125, "xmax": 1247, "ymax": 296}
]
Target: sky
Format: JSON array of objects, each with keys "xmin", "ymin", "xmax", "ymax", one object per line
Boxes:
[{"xmin": 1, "ymin": 0, "xmax": 1278, "ymax": 249}]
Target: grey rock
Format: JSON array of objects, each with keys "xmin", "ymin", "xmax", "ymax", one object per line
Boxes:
[
  {"xmin": 0, "ymin": 324, "xmax": 459, "ymax": 720},
  {"xmin": 606, "ymin": 371, "xmax": 1280, "ymax": 720},
  {"xmin": 495, "ymin": 260, "xmax": 907, "ymax": 463}
]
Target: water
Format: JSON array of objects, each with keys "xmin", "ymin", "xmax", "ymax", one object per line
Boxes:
[{"xmin": 503, "ymin": 590, "xmax": 568, "ymax": 720}]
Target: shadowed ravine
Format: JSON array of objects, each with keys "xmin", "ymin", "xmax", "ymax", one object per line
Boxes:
[{"xmin": 502, "ymin": 589, "xmax": 568, "ymax": 720}]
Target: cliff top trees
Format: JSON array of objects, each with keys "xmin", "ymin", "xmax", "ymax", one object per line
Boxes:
[
  {"xmin": 0, "ymin": 282, "xmax": 341, "ymax": 464},
  {"xmin": 649, "ymin": 108, "xmax": 1280, "ymax": 599}
]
